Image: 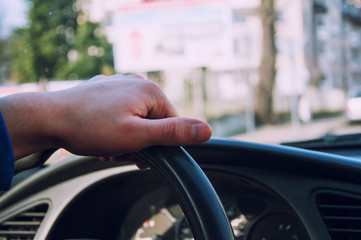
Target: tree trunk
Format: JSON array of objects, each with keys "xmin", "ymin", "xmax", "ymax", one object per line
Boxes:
[{"xmin": 255, "ymin": 0, "xmax": 277, "ymax": 124}]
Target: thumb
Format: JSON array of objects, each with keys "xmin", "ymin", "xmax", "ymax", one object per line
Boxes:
[{"xmin": 138, "ymin": 117, "xmax": 212, "ymax": 147}]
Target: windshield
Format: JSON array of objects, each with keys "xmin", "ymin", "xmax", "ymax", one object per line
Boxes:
[{"xmin": 1, "ymin": 0, "xmax": 361, "ymax": 149}]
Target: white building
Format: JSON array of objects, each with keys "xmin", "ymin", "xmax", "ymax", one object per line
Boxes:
[{"xmin": 85, "ymin": 0, "xmax": 361, "ymax": 134}]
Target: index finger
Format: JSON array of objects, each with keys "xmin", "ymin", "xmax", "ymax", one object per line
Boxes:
[{"xmin": 140, "ymin": 80, "xmax": 179, "ymax": 119}]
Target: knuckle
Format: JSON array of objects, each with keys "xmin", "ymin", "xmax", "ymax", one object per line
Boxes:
[
  {"xmin": 89, "ymin": 74, "xmax": 106, "ymax": 81},
  {"xmin": 162, "ymin": 119, "xmax": 180, "ymax": 142},
  {"xmin": 95, "ymin": 74, "xmax": 106, "ymax": 78},
  {"xmin": 111, "ymin": 74, "xmax": 126, "ymax": 80},
  {"xmin": 129, "ymin": 74, "xmax": 145, "ymax": 79},
  {"xmin": 142, "ymin": 79, "xmax": 162, "ymax": 92}
]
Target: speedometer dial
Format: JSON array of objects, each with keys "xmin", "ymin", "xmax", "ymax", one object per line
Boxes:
[
  {"xmin": 118, "ymin": 174, "xmax": 310, "ymax": 240},
  {"xmin": 132, "ymin": 208, "xmax": 176, "ymax": 240},
  {"xmin": 132, "ymin": 199, "xmax": 249, "ymax": 240},
  {"xmin": 248, "ymin": 213, "xmax": 310, "ymax": 240}
]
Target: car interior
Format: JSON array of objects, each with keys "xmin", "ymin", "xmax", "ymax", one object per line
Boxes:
[
  {"xmin": 2, "ymin": 0, "xmax": 361, "ymax": 239},
  {"xmin": 1, "ymin": 137, "xmax": 361, "ymax": 239}
]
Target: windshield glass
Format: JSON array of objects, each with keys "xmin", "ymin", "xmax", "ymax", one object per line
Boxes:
[{"xmin": 1, "ymin": 0, "xmax": 361, "ymax": 148}]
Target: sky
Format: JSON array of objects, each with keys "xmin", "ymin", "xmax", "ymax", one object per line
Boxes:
[{"xmin": 0, "ymin": 0, "xmax": 27, "ymax": 38}]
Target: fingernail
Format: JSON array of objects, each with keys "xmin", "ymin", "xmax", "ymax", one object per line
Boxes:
[{"xmin": 192, "ymin": 123, "xmax": 211, "ymax": 143}]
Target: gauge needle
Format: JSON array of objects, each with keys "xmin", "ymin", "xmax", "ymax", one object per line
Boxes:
[{"xmin": 133, "ymin": 208, "xmax": 177, "ymax": 240}]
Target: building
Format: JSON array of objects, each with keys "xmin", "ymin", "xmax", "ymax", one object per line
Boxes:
[{"xmin": 86, "ymin": 0, "xmax": 361, "ymax": 134}]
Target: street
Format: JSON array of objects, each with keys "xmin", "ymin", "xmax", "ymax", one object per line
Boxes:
[{"xmin": 231, "ymin": 115, "xmax": 361, "ymax": 144}]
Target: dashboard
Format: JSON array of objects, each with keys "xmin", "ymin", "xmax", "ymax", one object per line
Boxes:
[
  {"xmin": 1, "ymin": 138, "xmax": 361, "ymax": 239},
  {"xmin": 117, "ymin": 170, "xmax": 310, "ymax": 240}
]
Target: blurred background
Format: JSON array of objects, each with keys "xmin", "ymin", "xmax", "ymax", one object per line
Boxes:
[{"xmin": 1, "ymin": 0, "xmax": 361, "ymax": 145}]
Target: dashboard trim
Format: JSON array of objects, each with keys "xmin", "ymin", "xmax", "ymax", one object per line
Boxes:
[{"xmin": 0, "ymin": 165, "xmax": 138, "ymax": 240}]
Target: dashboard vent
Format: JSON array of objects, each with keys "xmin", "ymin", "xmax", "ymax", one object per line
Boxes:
[
  {"xmin": 0, "ymin": 204, "xmax": 48, "ymax": 240},
  {"xmin": 316, "ymin": 192, "xmax": 361, "ymax": 240}
]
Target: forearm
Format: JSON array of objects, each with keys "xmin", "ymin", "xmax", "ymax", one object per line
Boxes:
[
  {"xmin": 0, "ymin": 92, "xmax": 60, "ymax": 160},
  {"xmin": 0, "ymin": 74, "xmax": 212, "ymax": 162}
]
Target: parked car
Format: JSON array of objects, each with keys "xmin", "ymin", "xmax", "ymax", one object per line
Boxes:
[{"xmin": 346, "ymin": 87, "xmax": 361, "ymax": 122}]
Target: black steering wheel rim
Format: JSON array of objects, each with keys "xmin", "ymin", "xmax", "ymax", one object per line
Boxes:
[{"xmin": 133, "ymin": 146, "xmax": 234, "ymax": 240}]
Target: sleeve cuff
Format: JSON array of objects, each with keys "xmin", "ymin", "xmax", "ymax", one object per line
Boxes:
[{"xmin": 0, "ymin": 111, "xmax": 14, "ymax": 191}]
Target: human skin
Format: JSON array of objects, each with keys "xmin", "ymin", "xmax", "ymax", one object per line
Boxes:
[{"xmin": 0, "ymin": 74, "xmax": 212, "ymax": 161}]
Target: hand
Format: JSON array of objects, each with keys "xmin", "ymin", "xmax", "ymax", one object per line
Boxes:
[{"xmin": 0, "ymin": 74, "xmax": 212, "ymax": 160}]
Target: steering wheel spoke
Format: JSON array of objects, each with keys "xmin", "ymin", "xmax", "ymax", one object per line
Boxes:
[{"xmin": 133, "ymin": 146, "xmax": 234, "ymax": 240}]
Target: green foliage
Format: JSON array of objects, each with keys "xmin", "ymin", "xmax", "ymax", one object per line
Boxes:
[
  {"xmin": 56, "ymin": 21, "xmax": 114, "ymax": 79},
  {"xmin": 9, "ymin": 28, "xmax": 37, "ymax": 83},
  {"xmin": 0, "ymin": 38, "xmax": 11, "ymax": 83},
  {"xmin": 9, "ymin": 0, "xmax": 114, "ymax": 83}
]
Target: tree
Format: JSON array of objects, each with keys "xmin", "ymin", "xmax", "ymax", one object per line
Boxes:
[
  {"xmin": 55, "ymin": 20, "xmax": 114, "ymax": 79},
  {"xmin": 9, "ymin": 28, "xmax": 37, "ymax": 83},
  {"xmin": 0, "ymin": 10, "xmax": 11, "ymax": 83},
  {"xmin": 255, "ymin": 0, "xmax": 277, "ymax": 124},
  {"xmin": 10, "ymin": 0, "xmax": 113, "ymax": 83},
  {"xmin": 0, "ymin": 38, "xmax": 11, "ymax": 83}
]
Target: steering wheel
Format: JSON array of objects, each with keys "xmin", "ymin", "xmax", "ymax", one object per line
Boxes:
[
  {"xmin": 133, "ymin": 146, "xmax": 234, "ymax": 240},
  {"xmin": 12, "ymin": 146, "xmax": 234, "ymax": 239}
]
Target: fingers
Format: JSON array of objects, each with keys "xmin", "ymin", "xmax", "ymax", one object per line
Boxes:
[
  {"xmin": 85, "ymin": 74, "xmax": 107, "ymax": 83},
  {"xmin": 86, "ymin": 74, "xmax": 212, "ymax": 163},
  {"xmin": 147, "ymin": 96, "xmax": 179, "ymax": 119},
  {"xmin": 135, "ymin": 78, "xmax": 179, "ymax": 119},
  {"xmin": 119, "ymin": 74, "xmax": 179, "ymax": 118},
  {"xmin": 87, "ymin": 74, "xmax": 178, "ymax": 119},
  {"xmin": 135, "ymin": 117, "xmax": 212, "ymax": 147}
]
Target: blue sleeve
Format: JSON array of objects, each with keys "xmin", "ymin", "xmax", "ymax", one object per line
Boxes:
[{"xmin": 0, "ymin": 112, "xmax": 14, "ymax": 191}]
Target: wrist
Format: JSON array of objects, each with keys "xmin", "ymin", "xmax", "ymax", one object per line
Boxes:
[{"xmin": 0, "ymin": 92, "xmax": 60, "ymax": 160}]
